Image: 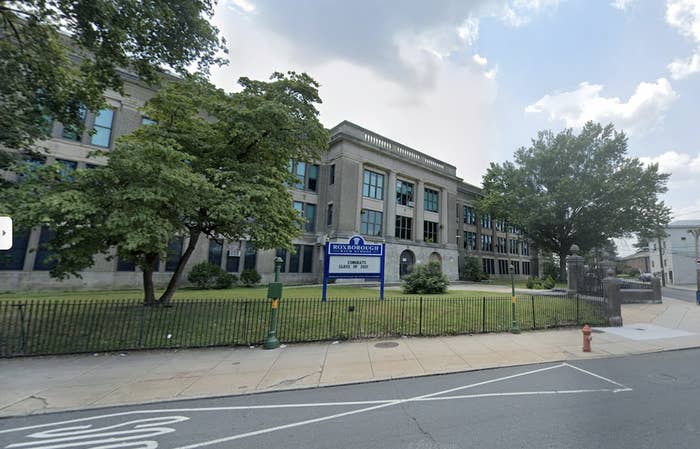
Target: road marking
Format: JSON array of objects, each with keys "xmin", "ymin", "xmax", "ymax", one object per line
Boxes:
[{"xmin": 562, "ymin": 362, "xmax": 631, "ymax": 389}]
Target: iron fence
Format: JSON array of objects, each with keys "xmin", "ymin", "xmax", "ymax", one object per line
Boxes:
[
  {"xmin": 617, "ymin": 279, "xmax": 652, "ymax": 290},
  {"xmin": 0, "ymin": 294, "xmax": 608, "ymax": 357}
]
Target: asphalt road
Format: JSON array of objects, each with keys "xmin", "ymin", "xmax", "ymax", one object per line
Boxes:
[
  {"xmin": 3, "ymin": 349, "xmax": 700, "ymax": 449},
  {"xmin": 662, "ymin": 286, "xmax": 698, "ymax": 303}
]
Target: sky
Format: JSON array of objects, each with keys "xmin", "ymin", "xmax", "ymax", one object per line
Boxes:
[{"xmin": 207, "ymin": 0, "xmax": 700, "ymax": 256}]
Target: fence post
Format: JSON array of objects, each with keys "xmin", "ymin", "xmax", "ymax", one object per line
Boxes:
[
  {"xmin": 137, "ymin": 304, "xmax": 146, "ymax": 348},
  {"xmin": 328, "ymin": 304, "xmax": 334, "ymax": 338},
  {"xmin": 419, "ymin": 297, "xmax": 423, "ymax": 336},
  {"xmin": 17, "ymin": 304, "xmax": 27, "ymax": 355},
  {"xmin": 576, "ymin": 294, "xmax": 580, "ymax": 325},
  {"xmin": 531, "ymin": 296, "xmax": 536, "ymax": 330},
  {"xmin": 481, "ymin": 296, "xmax": 486, "ymax": 333}
]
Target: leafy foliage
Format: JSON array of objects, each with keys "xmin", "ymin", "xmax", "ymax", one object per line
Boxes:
[
  {"xmin": 479, "ymin": 122, "xmax": 669, "ymax": 278},
  {"xmin": 542, "ymin": 275, "xmax": 556, "ymax": 290},
  {"xmin": 402, "ymin": 261, "xmax": 449, "ymax": 294},
  {"xmin": 460, "ymin": 256, "xmax": 488, "ymax": 282},
  {"xmin": 526, "ymin": 277, "xmax": 543, "ymax": 289},
  {"xmin": 0, "ymin": 0, "xmax": 226, "ymax": 154},
  {"xmin": 187, "ymin": 262, "xmax": 236, "ymax": 289},
  {"xmin": 240, "ymin": 269, "xmax": 261, "ymax": 287}
]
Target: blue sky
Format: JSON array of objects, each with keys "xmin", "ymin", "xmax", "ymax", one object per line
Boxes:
[{"xmin": 209, "ymin": 0, "xmax": 700, "ymax": 254}]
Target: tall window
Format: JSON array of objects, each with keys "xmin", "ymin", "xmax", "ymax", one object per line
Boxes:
[
  {"xmin": 33, "ymin": 227, "xmax": 57, "ymax": 270},
  {"xmin": 424, "ymin": 220, "xmax": 439, "ymax": 243},
  {"xmin": 304, "ymin": 203, "xmax": 316, "ymax": 232},
  {"xmin": 244, "ymin": 242, "xmax": 257, "ymax": 270},
  {"xmin": 289, "ymin": 244, "xmax": 301, "ymax": 272},
  {"xmin": 0, "ymin": 228, "xmax": 29, "ymax": 270},
  {"xmin": 307, "ymin": 164, "xmax": 318, "ymax": 191},
  {"xmin": 165, "ymin": 237, "xmax": 183, "ymax": 272},
  {"xmin": 482, "ymin": 258, "xmax": 495, "ymax": 275},
  {"xmin": 464, "ymin": 231, "xmax": 477, "ymax": 250},
  {"xmin": 61, "ymin": 107, "xmax": 86, "ymax": 141},
  {"xmin": 510, "ymin": 239, "xmax": 519, "ymax": 255},
  {"xmin": 91, "ymin": 108, "xmax": 114, "ymax": 147},
  {"xmin": 226, "ymin": 242, "xmax": 241, "ymax": 273},
  {"xmin": 513, "ymin": 261, "xmax": 521, "ymax": 275},
  {"xmin": 363, "ymin": 169, "xmax": 384, "ymax": 200},
  {"xmin": 497, "ymin": 237, "xmax": 507, "ymax": 253},
  {"xmin": 329, "ymin": 164, "xmax": 335, "ymax": 185},
  {"xmin": 302, "ymin": 245, "xmax": 314, "ymax": 273},
  {"xmin": 480, "ymin": 234, "xmax": 493, "ymax": 252},
  {"xmin": 208, "ymin": 239, "xmax": 224, "ymax": 266},
  {"xmin": 463, "ymin": 206, "xmax": 476, "ymax": 225},
  {"xmin": 424, "ymin": 188, "xmax": 439, "ymax": 212},
  {"xmin": 395, "ymin": 216, "xmax": 413, "ymax": 240},
  {"xmin": 498, "ymin": 259, "xmax": 509, "ymax": 275},
  {"xmin": 293, "ymin": 161, "xmax": 306, "ymax": 189},
  {"xmin": 361, "ymin": 209, "xmax": 383, "ymax": 236},
  {"xmin": 480, "ymin": 214, "xmax": 492, "ymax": 229},
  {"xmin": 396, "ymin": 180, "xmax": 414, "ymax": 206},
  {"xmin": 522, "ymin": 261, "xmax": 531, "ymax": 275},
  {"xmin": 495, "ymin": 219, "xmax": 506, "ymax": 232},
  {"xmin": 327, "ymin": 204, "xmax": 333, "ymax": 226},
  {"xmin": 521, "ymin": 242, "xmax": 530, "ymax": 256}
]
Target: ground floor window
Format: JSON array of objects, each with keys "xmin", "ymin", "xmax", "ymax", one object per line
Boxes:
[
  {"xmin": 165, "ymin": 237, "xmax": 183, "ymax": 272},
  {"xmin": 395, "ymin": 216, "xmax": 412, "ymax": 240},
  {"xmin": 400, "ymin": 250, "xmax": 415, "ymax": 278},
  {"xmin": 0, "ymin": 228, "xmax": 29, "ymax": 270},
  {"xmin": 424, "ymin": 220, "xmax": 439, "ymax": 243},
  {"xmin": 117, "ymin": 256, "xmax": 136, "ymax": 271},
  {"xmin": 33, "ymin": 227, "xmax": 56, "ymax": 271},
  {"xmin": 208, "ymin": 239, "xmax": 224, "ymax": 266},
  {"xmin": 513, "ymin": 261, "xmax": 521, "ymax": 275},
  {"xmin": 243, "ymin": 243, "xmax": 257, "ymax": 270},
  {"xmin": 302, "ymin": 245, "xmax": 314, "ymax": 273},
  {"xmin": 523, "ymin": 261, "xmax": 531, "ymax": 275},
  {"xmin": 498, "ymin": 259, "xmax": 509, "ymax": 275},
  {"xmin": 482, "ymin": 258, "xmax": 495, "ymax": 275}
]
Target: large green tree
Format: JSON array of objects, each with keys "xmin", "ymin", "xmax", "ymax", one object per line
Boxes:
[
  {"xmin": 2, "ymin": 73, "xmax": 329, "ymax": 304},
  {"xmin": 479, "ymin": 122, "xmax": 669, "ymax": 279},
  {"xmin": 0, "ymin": 0, "xmax": 226, "ymax": 159}
]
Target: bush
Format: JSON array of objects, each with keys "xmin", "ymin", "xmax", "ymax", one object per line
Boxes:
[
  {"xmin": 240, "ymin": 268, "xmax": 261, "ymax": 287},
  {"xmin": 187, "ymin": 262, "xmax": 236, "ymax": 289},
  {"xmin": 542, "ymin": 275, "xmax": 556, "ymax": 289},
  {"xmin": 402, "ymin": 261, "xmax": 449, "ymax": 294},
  {"xmin": 526, "ymin": 277, "xmax": 543, "ymax": 289},
  {"xmin": 461, "ymin": 256, "xmax": 488, "ymax": 282}
]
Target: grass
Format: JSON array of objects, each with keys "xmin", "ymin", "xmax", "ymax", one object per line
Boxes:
[{"xmin": 487, "ymin": 279, "xmax": 568, "ymax": 289}]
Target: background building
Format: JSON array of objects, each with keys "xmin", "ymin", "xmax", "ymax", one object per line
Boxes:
[
  {"xmin": 619, "ymin": 251, "xmax": 650, "ymax": 275},
  {"xmin": 648, "ymin": 220, "xmax": 700, "ymax": 285},
  {"xmin": 0, "ymin": 86, "xmax": 534, "ymax": 290}
]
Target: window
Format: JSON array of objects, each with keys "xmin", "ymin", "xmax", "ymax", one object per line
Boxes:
[
  {"xmin": 396, "ymin": 180, "xmax": 414, "ymax": 206},
  {"xmin": 651, "ymin": 260, "xmax": 655, "ymax": 268},
  {"xmin": 480, "ymin": 234, "xmax": 493, "ymax": 252},
  {"xmin": 61, "ymin": 107, "xmax": 86, "ymax": 141},
  {"xmin": 495, "ymin": 220, "xmax": 506, "ymax": 232},
  {"xmin": 521, "ymin": 242, "xmax": 530, "ymax": 256},
  {"xmin": 513, "ymin": 261, "xmax": 520, "ymax": 275},
  {"xmin": 361, "ymin": 209, "xmax": 383, "ymax": 236},
  {"xmin": 463, "ymin": 206, "xmax": 476, "ymax": 225},
  {"xmin": 510, "ymin": 239, "xmax": 519, "ymax": 255},
  {"xmin": 33, "ymin": 227, "xmax": 57, "ymax": 271},
  {"xmin": 56, "ymin": 159, "xmax": 77, "ymax": 179},
  {"xmin": 498, "ymin": 259, "xmax": 509, "ymax": 275},
  {"xmin": 363, "ymin": 169, "xmax": 384, "ymax": 200},
  {"xmin": 329, "ymin": 164, "xmax": 335, "ymax": 185},
  {"xmin": 0, "ymin": 228, "xmax": 29, "ymax": 270},
  {"xmin": 91, "ymin": 108, "xmax": 114, "ymax": 147},
  {"xmin": 293, "ymin": 161, "xmax": 306, "ymax": 189},
  {"xmin": 244, "ymin": 243, "xmax": 257, "ymax": 270},
  {"xmin": 85, "ymin": 163, "xmax": 101, "ymax": 169},
  {"xmin": 681, "ymin": 236, "xmax": 686, "ymax": 241},
  {"xmin": 208, "ymin": 239, "xmax": 224, "ymax": 266},
  {"xmin": 302, "ymin": 245, "xmax": 314, "ymax": 273},
  {"xmin": 480, "ymin": 214, "xmax": 492, "ymax": 229},
  {"xmin": 424, "ymin": 220, "xmax": 439, "ymax": 243},
  {"xmin": 424, "ymin": 188, "xmax": 439, "ymax": 212},
  {"xmin": 165, "ymin": 237, "xmax": 183, "ymax": 272},
  {"xmin": 522, "ymin": 261, "xmax": 531, "ymax": 275},
  {"xmin": 307, "ymin": 164, "xmax": 318, "ymax": 192},
  {"xmin": 304, "ymin": 204, "xmax": 316, "ymax": 232},
  {"xmin": 116, "ymin": 257, "xmax": 136, "ymax": 271},
  {"xmin": 275, "ymin": 248, "xmax": 287, "ymax": 273},
  {"xmin": 395, "ymin": 216, "xmax": 413, "ymax": 240},
  {"xmin": 327, "ymin": 204, "xmax": 333, "ymax": 226},
  {"xmin": 497, "ymin": 237, "xmax": 507, "ymax": 254},
  {"xmin": 141, "ymin": 116, "xmax": 157, "ymax": 126},
  {"xmin": 464, "ymin": 231, "xmax": 477, "ymax": 250},
  {"xmin": 226, "ymin": 243, "xmax": 241, "ymax": 273},
  {"xmin": 482, "ymin": 258, "xmax": 495, "ymax": 275},
  {"xmin": 289, "ymin": 244, "xmax": 301, "ymax": 272}
]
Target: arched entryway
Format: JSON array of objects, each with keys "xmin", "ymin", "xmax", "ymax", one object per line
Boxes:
[
  {"xmin": 399, "ymin": 250, "xmax": 415, "ymax": 278},
  {"xmin": 429, "ymin": 252, "xmax": 442, "ymax": 269}
]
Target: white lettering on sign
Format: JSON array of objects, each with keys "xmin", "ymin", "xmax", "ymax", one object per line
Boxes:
[{"xmin": 328, "ymin": 256, "xmax": 381, "ymax": 275}]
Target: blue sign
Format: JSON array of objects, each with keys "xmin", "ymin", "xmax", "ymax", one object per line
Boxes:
[{"xmin": 322, "ymin": 235, "xmax": 385, "ymax": 302}]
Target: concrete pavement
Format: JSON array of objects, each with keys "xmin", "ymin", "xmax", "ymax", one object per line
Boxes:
[{"xmin": 2, "ymin": 296, "xmax": 700, "ymax": 417}]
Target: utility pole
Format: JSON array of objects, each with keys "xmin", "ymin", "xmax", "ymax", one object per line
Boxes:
[
  {"xmin": 689, "ymin": 228, "xmax": 700, "ymax": 304},
  {"xmin": 657, "ymin": 235, "xmax": 666, "ymax": 287}
]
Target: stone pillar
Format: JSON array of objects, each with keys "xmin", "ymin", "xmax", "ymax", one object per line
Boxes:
[
  {"xmin": 603, "ymin": 269, "xmax": 623, "ymax": 327},
  {"xmin": 415, "ymin": 180, "xmax": 424, "ymax": 242},
  {"xmin": 385, "ymin": 171, "xmax": 396, "ymax": 240},
  {"xmin": 566, "ymin": 244, "xmax": 585, "ymax": 294},
  {"xmin": 651, "ymin": 277, "xmax": 662, "ymax": 303},
  {"xmin": 599, "ymin": 259, "xmax": 616, "ymax": 280}
]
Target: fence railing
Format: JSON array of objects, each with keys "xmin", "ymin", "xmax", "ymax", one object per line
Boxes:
[
  {"xmin": 617, "ymin": 279, "xmax": 653, "ymax": 290},
  {"xmin": 0, "ymin": 295, "xmax": 608, "ymax": 357}
]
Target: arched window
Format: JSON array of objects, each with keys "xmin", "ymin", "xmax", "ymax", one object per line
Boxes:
[{"xmin": 399, "ymin": 250, "xmax": 415, "ymax": 278}]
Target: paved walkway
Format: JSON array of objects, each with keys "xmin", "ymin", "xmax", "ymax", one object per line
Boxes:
[{"xmin": 2, "ymin": 297, "xmax": 700, "ymax": 417}]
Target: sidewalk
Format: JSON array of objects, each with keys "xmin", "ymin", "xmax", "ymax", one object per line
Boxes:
[
  {"xmin": 2, "ymin": 297, "xmax": 700, "ymax": 417},
  {"xmin": 665, "ymin": 284, "xmax": 697, "ymax": 292}
]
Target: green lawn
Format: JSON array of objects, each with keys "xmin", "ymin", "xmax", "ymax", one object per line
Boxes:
[{"xmin": 487, "ymin": 279, "xmax": 568, "ymax": 289}]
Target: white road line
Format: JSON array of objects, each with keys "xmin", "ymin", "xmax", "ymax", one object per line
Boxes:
[
  {"xmin": 562, "ymin": 363, "xmax": 630, "ymax": 389},
  {"xmin": 415, "ymin": 388, "xmax": 620, "ymax": 401}
]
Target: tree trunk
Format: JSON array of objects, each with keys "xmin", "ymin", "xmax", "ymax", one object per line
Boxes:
[
  {"xmin": 558, "ymin": 252, "xmax": 567, "ymax": 282},
  {"xmin": 142, "ymin": 253, "xmax": 158, "ymax": 305},
  {"xmin": 158, "ymin": 231, "xmax": 201, "ymax": 305}
]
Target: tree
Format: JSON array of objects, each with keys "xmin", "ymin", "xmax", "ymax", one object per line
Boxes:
[
  {"xmin": 0, "ymin": 0, "xmax": 226, "ymax": 157},
  {"xmin": 479, "ymin": 122, "xmax": 669, "ymax": 280},
  {"xmin": 2, "ymin": 73, "xmax": 329, "ymax": 304}
]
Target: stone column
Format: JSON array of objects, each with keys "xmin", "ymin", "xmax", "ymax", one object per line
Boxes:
[
  {"xmin": 440, "ymin": 187, "xmax": 449, "ymax": 245},
  {"xmin": 566, "ymin": 244, "xmax": 585, "ymax": 294},
  {"xmin": 415, "ymin": 180, "xmax": 424, "ymax": 242},
  {"xmin": 651, "ymin": 277, "xmax": 662, "ymax": 303},
  {"xmin": 603, "ymin": 269, "xmax": 623, "ymax": 327},
  {"xmin": 385, "ymin": 171, "xmax": 397, "ymax": 240},
  {"xmin": 599, "ymin": 259, "xmax": 616, "ymax": 280}
]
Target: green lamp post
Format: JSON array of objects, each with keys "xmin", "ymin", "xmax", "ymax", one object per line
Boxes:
[
  {"xmin": 263, "ymin": 257, "xmax": 284, "ymax": 349},
  {"xmin": 510, "ymin": 262, "xmax": 521, "ymax": 334}
]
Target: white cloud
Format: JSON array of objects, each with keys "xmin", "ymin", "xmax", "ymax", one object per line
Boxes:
[
  {"xmin": 473, "ymin": 54, "xmax": 488, "ymax": 66},
  {"xmin": 611, "ymin": 0, "xmax": 635, "ymax": 11},
  {"xmin": 499, "ymin": 0, "xmax": 564, "ymax": 27},
  {"xmin": 458, "ymin": 16, "xmax": 480, "ymax": 45},
  {"xmin": 525, "ymin": 78, "xmax": 678, "ymax": 134},
  {"xmin": 666, "ymin": 0, "xmax": 700, "ymax": 79},
  {"xmin": 227, "ymin": 0, "xmax": 256, "ymax": 13},
  {"xmin": 639, "ymin": 150, "xmax": 700, "ymax": 174}
]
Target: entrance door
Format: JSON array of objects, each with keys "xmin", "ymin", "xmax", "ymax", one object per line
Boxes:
[{"xmin": 399, "ymin": 250, "xmax": 415, "ymax": 278}]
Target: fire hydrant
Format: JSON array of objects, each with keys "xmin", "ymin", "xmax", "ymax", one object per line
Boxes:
[{"xmin": 582, "ymin": 324, "xmax": 592, "ymax": 352}]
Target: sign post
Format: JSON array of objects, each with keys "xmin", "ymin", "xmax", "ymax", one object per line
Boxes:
[{"xmin": 323, "ymin": 235, "xmax": 385, "ymax": 302}]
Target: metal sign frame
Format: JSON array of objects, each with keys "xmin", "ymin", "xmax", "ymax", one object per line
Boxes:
[{"xmin": 322, "ymin": 235, "xmax": 385, "ymax": 302}]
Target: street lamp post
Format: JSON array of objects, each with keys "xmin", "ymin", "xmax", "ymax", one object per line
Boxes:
[
  {"xmin": 263, "ymin": 257, "xmax": 284, "ymax": 349},
  {"xmin": 509, "ymin": 262, "xmax": 520, "ymax": 334}
]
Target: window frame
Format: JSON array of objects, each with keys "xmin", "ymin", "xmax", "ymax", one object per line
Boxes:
[
  {"xmin": 362, "ymin": 169, "xmax": 384, "ymax": 200},
  {"xmin": 361, "ymin": 209, "xmax": 383, "ymax": 236},
  {"xmin": 424, "ymin": 188, "xmax": 439, "ymax": 213}
]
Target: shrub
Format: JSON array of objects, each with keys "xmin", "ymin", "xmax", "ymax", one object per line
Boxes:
[
  {"xmin": 240, "ymin": 268, "xmax": 261, "ymax": 287},
  {"xmin": 402, "ymin": 261, "xmax": 449, "ymax": 294},
  {"xmin": 526, "ymin": 277, "xmax": 543, "ymax": 289},
  {"xmin": 461, "ymin": 256, "xmax": 488, "ymax": 282},
  {"xmin": 542, "ymin": 275, "xmax": 556, "ymax": 289},
  {"xmin": 188, "ymin": 262, "xmax": 236, "ymax": 289}
]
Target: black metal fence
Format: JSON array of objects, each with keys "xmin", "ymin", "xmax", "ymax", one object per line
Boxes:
[
  {"xmin": 0, "ymin": 295, "xmax": 608, "ymax": 357},
  {"xmin": 618, "ymin": 279, "xmax": 652, "ymax": 290}
]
